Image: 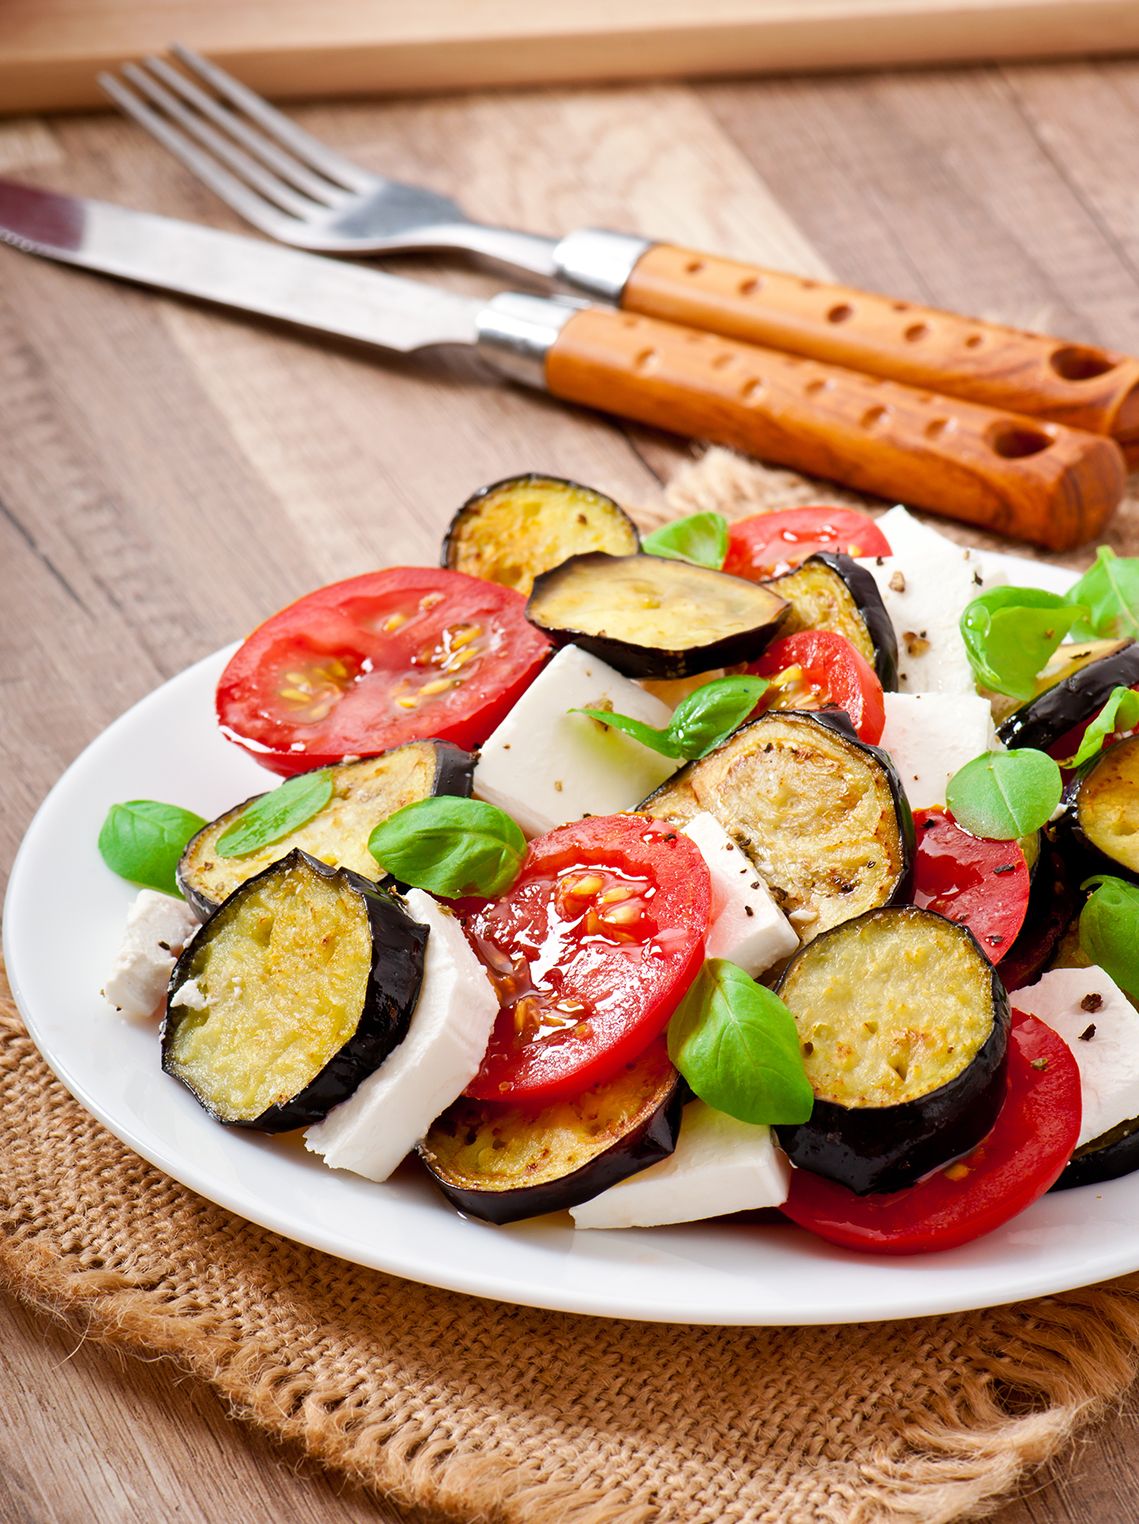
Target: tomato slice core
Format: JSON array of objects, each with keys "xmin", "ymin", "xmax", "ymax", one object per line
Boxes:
[
  {"xmin": 216, "ymin": 568, "xmax": 551, "ymax": 775},
  {"xmin": 748, "ymin": 629, "xmax": 886, "ymax": 744},
  {"xmin": 781, "ymin": 1013, "xmax": 1081, "ymax": 1254},
  {"xmin": 725, "ymin": 506, "xmax": 891, "ymax": 581},
  {"xmin": 461, "ymin": 815, "xmax": 710, "ymax": 1104},
  {"xmin": 911, "ymin": 808, "xmax": 1031, "ymax": 964}
]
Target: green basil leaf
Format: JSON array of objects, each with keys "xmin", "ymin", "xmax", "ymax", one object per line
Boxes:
[
  {"xmin": 1079, "ymin": 875, "xmax": 1139, "ymax": 999},
  {"xmin": 368, "ymin": 796, "xmax": 526, "ymax": 898},
  {"xmin": 1056, "ymin": 685, "xmax": 1139, "ymax": 769},
  {"xmin": 960, "ymin": 587, "xmax": 1084, "ymax": 700},
  {"xmin": 667, "ymin": 959, "xmax": 814, "ymax": 1125},
  {"xmin": 641, "ymin": 511, "xmax": 729, "ymax": 570},
  {"xmin": 571, "ymin": 707, "xmax": 684, "ymax": 759},
  {"xmin": 1063, "ymin": 546, "xmax": 1139, "ymax": 641},
  {"xmin": 216, "ymin": 769, "xmax": 334, "ymax": 858},
  {"xmin": 667, "ymin": 675, "xmax": 768, "ymax": 759},
  {"xmin": 98, "ymin": 799, "xmax": 207, "ymax": 896},
  {"xmin": 572, "ymin": 675, "xmax": 766, "ymax": 764},
  {"xmin": 945, "ymin": 749, "xmax": 1063, "ymax": 840}
]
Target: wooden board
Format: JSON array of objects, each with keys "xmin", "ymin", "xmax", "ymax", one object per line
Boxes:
[{"xmin": 5, "ymin": 0, "xmax": 1139, "ymax": 116}]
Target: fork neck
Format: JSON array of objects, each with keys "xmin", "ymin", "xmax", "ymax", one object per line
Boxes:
[{"xmin": 454, "ymin": 222, "xmax": 652, "ymax": 302}]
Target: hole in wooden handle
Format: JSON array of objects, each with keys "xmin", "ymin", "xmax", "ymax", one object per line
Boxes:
[
  {"xmin": 987, "ymin": 422, "xmax": 1053, "ymax": 458},
  {"xmin": 1050, "ymin": 344, "xmax": 1117, "ymax": 381}
]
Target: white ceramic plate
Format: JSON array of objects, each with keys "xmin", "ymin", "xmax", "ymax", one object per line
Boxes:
[{"xmin": 8, "ymin": 552, "xmax": 1135, "ymax": 1326}]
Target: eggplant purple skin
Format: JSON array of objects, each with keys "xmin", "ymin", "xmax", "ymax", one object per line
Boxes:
[
  {"xmin": 786, "ymin": 551, "xmax": 900, "ymax": 692},
  {"xmin": 177, "ymin": 741, "xmax": 476, "ymax": 919},
  {"xmin": 997, "ymin": 641, "xmax": 1139, "ymax": 752},
  {"xmin": 1052, "ymin": 733, "xmax": 1139, "ymax": 887},
  {"xmin": 417, "ymin": 1069, "xmax": 685, "ymax": 1225},
  {"xmin": 440, "ymin": 473, "xmax": 640, "ymax": 572},
  {"xmin": 1052, "ymin": 1117, "xmax": 1139, "ymax": 1191},
  {"xmin": 163, "ymin": 850, "xmax": 427, "ymax": 1133},
  {"xmin": 775, "ymin": 910, "xmax": 1011, "ymax": 1196},
  {"xmin": 999, "ymin": 840, "xmax": 1081, "ymax": 992},
  {"xmin": 526, "ymin": 551, "xmax": 790, "ymax": 679}
]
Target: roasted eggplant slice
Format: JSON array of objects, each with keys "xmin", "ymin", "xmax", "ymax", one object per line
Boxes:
[
  {"xmin": 163, "ymin": 851, "xmax": 427, "ymax": 1132},
  {"xmin": 526, "ymin": 552, "xmax": 788, "ymax": 679},
  {"xmin": 442, "ymin": 474, "xmax": 640, "ymax": 596},
  {"xmin": 997, "ymin": 639, "xmax": 1139, "ymax": 752},
  {"xmin": 178, "ymin": 742, "xmax": 475, "ymax": 918},
  {"xmin": 1061, "ymin": 733, "xmax": 1139, "ymax": 882},
  {"xmin": 1054, "ymin": 1116, "xmax": 1139, "ymax": 1191},
  {"xmin": 764, "ymin": 552, "xmax": 898, "ymax": 691},
  {"xmin": 641, "ymin": 710, "xmax": 913, "ymax": 940},
  {"xmin": 775, "ymin": 906, "xmax": 1010, "ymax": 1195},
  {"xmin": 418, "ymin": 1041, "xmax": 683, "ymax": 1224},
  {"xmin": 999, "ymin": 840, "xmax": 1080, "ymax": 992}
]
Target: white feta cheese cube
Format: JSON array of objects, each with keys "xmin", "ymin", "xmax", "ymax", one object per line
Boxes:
[
  {"xmin": 680, "ymin": 811, "xmax": 798, "ymax": 974},
  {"xmin": 858, "ymin": 510, "xmax": 1006, "ymax": 693},
  {"xmin": 305, "ymin": 889, "xmax": 498, "ymax": 1181},
  {"xmin": 570, "ymin": 1102, "xmax": 790, "ymax": 1228},
  {"xmin": 102, "ymin": 890, "xmax": 199, "ymax": 1020},
  {"xmin": 473, "ymin": 644, "xmax": 678, "ymax": 837},
  {"xmin": 1008, "ymin": 965, "xmax": 1139, "ymax": 1148},
  {"xmin": 880, "ymin": 691, "xmax": 996, "ymax": 810}
]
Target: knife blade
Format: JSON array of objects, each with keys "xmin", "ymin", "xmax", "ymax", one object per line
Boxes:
[
  {"xmin": 0, "ymin": 178, "xmax": 488, "ymax": 352},
  {"xmin": 0, "ymin": 178, "xmax": 1125, "ymax": 551}
]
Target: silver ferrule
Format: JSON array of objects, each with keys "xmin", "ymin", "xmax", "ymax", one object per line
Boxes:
[
  {"xmin": 552, "ymin": 227, "xmax": 652, "ymax": 303},
  {"xmin": 475, "ymin": 291, "xmax": 585, "ymax": 388}
]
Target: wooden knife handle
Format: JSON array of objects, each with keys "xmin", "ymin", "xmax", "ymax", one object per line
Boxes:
[
  {"xmin": 622, "ymin": 245, "xmax": 1139, "ymax": 456},
  {"xmin": 544, "ymin": 307, "xmax": 1125, "ymax": 552}
]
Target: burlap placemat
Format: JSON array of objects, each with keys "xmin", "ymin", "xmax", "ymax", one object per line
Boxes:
[{"xmin": 6, "ymin": 449, "xmax": 1139, "ymax": 1524}]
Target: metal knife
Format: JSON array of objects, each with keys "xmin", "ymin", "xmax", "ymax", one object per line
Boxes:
[{"xmin": 0, "ymin": 178, "xmax": 1123, "ymax": 552}]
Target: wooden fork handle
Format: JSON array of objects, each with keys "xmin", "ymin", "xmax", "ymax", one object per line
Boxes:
[
  {"xmin": 544, "ymin": 306, "xmax": 1126, "ymax": 552},
  {"xmin": 620, "ymin": 245, "xmax": 1139, "ymax": 457}
]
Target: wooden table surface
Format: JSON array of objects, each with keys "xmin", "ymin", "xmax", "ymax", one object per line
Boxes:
[{"xmin": 3, "ymin": 56, "xmax": 1139, "ymax": 1524}]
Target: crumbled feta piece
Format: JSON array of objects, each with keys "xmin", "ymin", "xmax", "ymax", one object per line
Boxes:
[
  {"xmin": 680, "ymin": 812, "xmax": 798, "ymax": 974},
  {"xmin": 571, "ymin": 1102, "xmax": 790, "ymax": 1228},
  {"xmin": 1009, "ymin": 965, "xmax": 1139, "ymax": 1148},
  {"xmin": 305, "ymin": 890, "xmax": 498, "ymax": 1181},
  {"xmin": 102, "ymin": 890, "xmax": 199, "ymax": 1019},
  {"xmin": 473, "ymin": 644, "xmax": 677, "ymax": 837},
  {"xmin": 880, "ymin": 691, "xmax": 996, "ymax": 809}
]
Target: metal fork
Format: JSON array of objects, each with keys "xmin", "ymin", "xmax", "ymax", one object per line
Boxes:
[{"xmin": 98, "ymin": 44, "xmax": 646, "ymax": 296}]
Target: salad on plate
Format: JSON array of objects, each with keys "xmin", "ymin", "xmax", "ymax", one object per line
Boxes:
[{"xmin": 96, "ymin": 475, "xmax": 1139, "ymax": 1254}]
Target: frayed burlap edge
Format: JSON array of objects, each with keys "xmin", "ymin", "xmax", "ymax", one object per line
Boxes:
[{"xmin": 6, "ymin": 448, "xmax": 1139, "ymax": 1523}]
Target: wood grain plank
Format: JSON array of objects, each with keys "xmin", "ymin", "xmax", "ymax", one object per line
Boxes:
[{"xmin": 5, "ymin": 0, "xmax": 1139, "ymax": 114}]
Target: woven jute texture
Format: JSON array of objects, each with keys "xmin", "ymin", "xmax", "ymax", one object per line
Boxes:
[{"xmin": 6, "ymin": 448, "xmax": 1139, "ymax": 1524}]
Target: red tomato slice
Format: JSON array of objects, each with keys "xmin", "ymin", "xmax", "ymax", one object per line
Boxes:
[
  {"xmin": 461, "ymin": 814, "xmax": 710, "ymax": 1105},
  {"xmin": 781, "ymin": 1013, "xmax": 1081, "ymax": 1255},
  {"xmin": 912, "ymin": 808, "xmax": 1030, "ymax": 964},
  {"xmin": 724, "ymin": 505, "xmax": 891, "ymax": 581},
  {"xmin": 747, "ymin": 630, "xmax": 886, "ymax": 744},
  {"xmin": 216, "ymin": 568, "xmax": 551, "ymax": 776}
]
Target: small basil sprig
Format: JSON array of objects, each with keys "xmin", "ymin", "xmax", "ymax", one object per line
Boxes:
[
  {"xmin": 216, "ymin": 768, "xmax": 334, "ymax": 858},
  {"xmin": 641, "ymin": 511, "xmax": 729, "ymax": 570},
  {"xmin": 667, "ymin": 959, "xmax": 813, "ymax": 1126},
  {"xmin": 1063, "ymin": 547, "xmax": 1139, "ymax": 642},
  {"xmin": 960, "ymin": 587, "xmax": 1084, "ymax": 701},
  {"xmin": 369, "ymin": 796, "xmax": 526, "ymax": 898},
  {"xmin": 1080, "ymin": 875, "xmax": 1139, "ymax": 999},
  {"xmin": 945, "ymin": 748, "xmax": 1063, "ymax": 840},
  {"xmin": 98, "ymin": 799, "xmax": 207, "ymax": 896},
  {"xmin": 1056, "ymin": 686, "xmax": 1139, "ymax": 769},
  {"xmin": 573, "ymin": 675, "xmax": 766, "ymax": 762}
]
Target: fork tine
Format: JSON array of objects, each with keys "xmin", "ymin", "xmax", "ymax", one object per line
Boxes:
[
  {"xmin": 142, "ymin": 56, "xmax": 348, "ymax": 208},
  {"xmin": 170, "ymin": 43, "xmax": 373, "ymax": 193},
  {"xmin": 120, "ymin": 63, "xmax": 326, "ymax": 222},
  {"xmin": 98, "ymin": 73, "xmax": 301, "ymax": 241}
]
